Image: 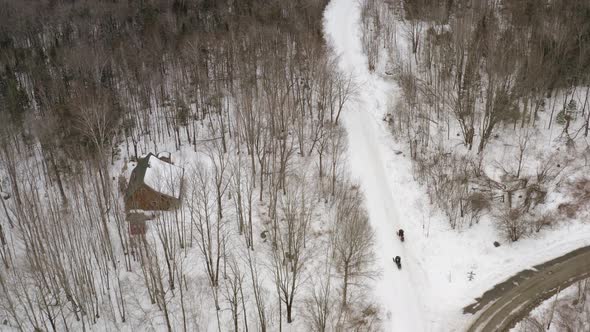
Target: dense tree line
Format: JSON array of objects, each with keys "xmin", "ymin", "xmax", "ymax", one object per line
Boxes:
[
  {"xmin": 393, "ymin": 0, "xmax": 590, "ymax": 150},
  {"xmin": 0, "ymin": 0, "xmax": 327, "ymax": 155}
]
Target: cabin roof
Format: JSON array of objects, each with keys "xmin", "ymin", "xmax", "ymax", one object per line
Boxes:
[
  {"xmin": 126, "ymin": 153, "xmax": 183, "ymax": 200},
  {"xmin": 144, "ymin": 155, "xmax": 183, "ymax": 198}
]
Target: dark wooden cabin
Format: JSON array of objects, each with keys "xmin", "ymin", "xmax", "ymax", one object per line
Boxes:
[{"xmin": 125, "ymin": 153, "xmax": 184, "ymax": 211}]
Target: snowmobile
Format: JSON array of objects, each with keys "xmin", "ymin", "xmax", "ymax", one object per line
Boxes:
[
  {"xmin": 397, "ymin": 229, "xmax": 405, "ymax": 242},
  {"xmin": 393, "ymin": 256, "xmax": 402, "ymax": 269}
]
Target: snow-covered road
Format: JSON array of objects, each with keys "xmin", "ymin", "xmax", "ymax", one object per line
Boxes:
[
  {"xmin": 323, "ymin": 1, "xmax": 590, "ymax": 331},
  {"xmin": 324, "ymin": 0, "xmax": 425, "ymax": 330}
]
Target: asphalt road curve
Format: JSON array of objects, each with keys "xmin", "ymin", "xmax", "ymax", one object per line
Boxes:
[{"xmin": 464, "ymin": 246, "xmax": 590, "ymax": 332}]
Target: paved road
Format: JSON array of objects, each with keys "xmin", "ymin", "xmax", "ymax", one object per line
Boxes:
[{"xmin": 464, "ymin": 246, "xmax": 590, "ymax": 332}]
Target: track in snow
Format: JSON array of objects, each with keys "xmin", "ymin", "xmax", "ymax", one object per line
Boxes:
[
  {"xmin": 466, "ymin": 246, "xmax": 590, "ymax": 332},
  {"xmin": 323, "ymin": 0, "xmax": 425, "ymax": 330}
]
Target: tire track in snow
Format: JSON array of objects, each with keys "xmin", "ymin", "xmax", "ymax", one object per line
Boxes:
[{"xmin": 466, "ymin": 246, "xmax": 590, "ymax": 332}]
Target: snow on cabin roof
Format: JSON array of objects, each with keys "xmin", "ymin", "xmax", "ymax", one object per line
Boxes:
[
  {"xmin": 157, "ymin": 151, "xmax": 171, "ymax": 159},
  {"xmin": 143, "ymin": 155, "xmax": 183, "ymax": 199}
]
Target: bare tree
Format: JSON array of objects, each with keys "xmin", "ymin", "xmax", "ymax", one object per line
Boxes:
[
  {"xmin": 305, "ymin": 273, "xmax": 334, "ymax": 332},
  {"xmin": 187, "ymin": 162, "xmax": 226, "ymax": 328},
  {"xmin": 269, "ymin": 174, "xmax": 315, "ymax": 324},
  {"xmin": 332, "ymin": 185, "xmax": 375, "ymax": 308},
  {"xmin": 497, "ymin": 208, "xmax": 527, "ymax": 242},
  {"xmin": 222, "ymin": 258, "xmax": 247, "ymax": 332},
  {"xmin": 246, "ymin": 250, "xmax": 268, "ymax": 332},
  {"xmin": 304, "ymin": 240, "xmax": 335, "ymax": 332},
  {"xmin": 516, "ymin": 130, "xmax": 532, "ymax": 179},
  {"xmin": 207, "ymin": 140, "xmax": 231, "ymax": 221},
  {"xmin": 332, "ymin": 72, "xmax": 357, "ymax": 125}
]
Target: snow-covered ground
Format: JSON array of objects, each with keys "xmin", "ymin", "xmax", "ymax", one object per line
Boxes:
[
  {"xmin": 324, "ymin": 0, "xmax": 590, "ymax": 330},
  {"xmin": 324, "ymin": 0, "xmax": 424, "ymax": 330}
]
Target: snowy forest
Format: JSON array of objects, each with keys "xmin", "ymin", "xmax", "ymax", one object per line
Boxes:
[
  {"xmin": 0, "ymin": 0, "xmax": 377, "ymax": 330},
  {"xmin": 1, "ymin": 0, "xmax": 590, "ymax": 331},
  {"xmin": 363, "ymin": 0, "xmax": 590, "ymax": 237}
]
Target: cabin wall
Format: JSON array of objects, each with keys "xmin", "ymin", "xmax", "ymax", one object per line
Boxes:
[{"xmin": 126, "ymin": 184, "xmax": 178, "ymax": 211}]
